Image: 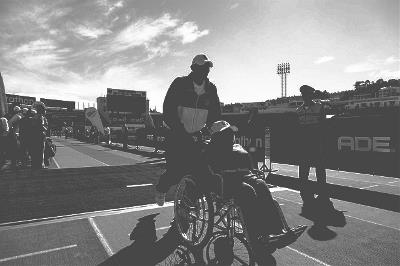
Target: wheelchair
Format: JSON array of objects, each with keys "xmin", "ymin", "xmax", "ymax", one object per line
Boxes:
[{"xmin": 173, "ymin": 121, "xmax": 298, "ymax": 265}]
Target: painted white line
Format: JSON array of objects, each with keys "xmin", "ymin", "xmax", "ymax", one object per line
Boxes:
[
  {"xmin": 270, "ymin": 187, "xmax": 291, "ymax": 192},
  {"xmin": 274, "ymin": 196, "xmax": 400, "ymax": 231},
  {"xmin": 156, "ymin": 225, "xmax": 171, "ymax": 231},
  {"xmin": 89, "ymin": 157, "xmax": 109, "ymax": 166},
  {"xmin": 52, "ymin": 157, "xmax": 60, "ymax": 169},
  {"xmin": 360, "ymin": 184, "xmax": 380, "ymax": 189},
  {"xmin": 286, "ymin": 246, "xmax": 331, "ymax": 266},
  {"xmin": 88, "ymin": 217, "xmax": 114, "ymax": 257},
  {"xmin": 272, "ymin": 172, "xmax": 397, "ymax": 191},
  {"xmin": 126, "ymin": 184, "xmax": 153, "ymax": 188},
  {"xmin": 273, "ymin": 163, "xmax": 395, "ymax": 179},
  {"xmin": 343, "ymin": 214, "xmax": 400, "ymax": 231},
  {"xmin": 0, "ymin": 244, "xmax": 77, "ymax": 263},
  {"xmin": 0, "ymin": 202, "xmax": 174, "ymax": 230},
  {"xmin": 275, "ymin": 168, "xmax": 399, "ymax": 187}
]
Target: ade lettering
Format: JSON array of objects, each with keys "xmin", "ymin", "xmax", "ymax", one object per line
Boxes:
[{"xmin": 337, "ymin": 136, "xmax": 394, "ymax": 152}]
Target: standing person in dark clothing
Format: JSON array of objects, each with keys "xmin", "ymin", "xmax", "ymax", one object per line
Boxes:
[
  {"xmin": 296, "ymin": 85, "xmax": 335, "ymax": 214},
  {"xmin": 155, "ymin": 54, "xmax": 222, "ymax": 206},
  {"xmin": 19, "ymin": 109, "xmax": 32, "ymax": 167},
  {"xmin": 8, "ymin": 106, "xmax": 22, "ymax": 168},
  {"xmin": 30, "ymin": 102, "xmax": 48, "ymax": 169},
  {"xmin": 0, "ymin": 114, "xmax": 9, "ymax": 165},
  {"xmin": 122, "ymin": 124, "xmax": 128, "ymax": 150}
]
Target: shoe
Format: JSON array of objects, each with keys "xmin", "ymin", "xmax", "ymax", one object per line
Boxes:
[
  {"xmin": 259, "ymin": 225, "xmax": 307, "ymax": 250},
  {"xmin": 155, "ymin": 190, "xmax": 166, "ymax": 206}
]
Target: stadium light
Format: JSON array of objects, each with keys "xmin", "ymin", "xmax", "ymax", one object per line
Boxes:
[{"xmin": 277, "ymin": 62, "xmax": 290, "ymax": 97}]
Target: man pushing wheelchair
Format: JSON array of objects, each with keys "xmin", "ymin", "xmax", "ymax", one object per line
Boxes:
[{"xmin": 155, "ymin": 54, "xmax": 306, "ymax": 264}]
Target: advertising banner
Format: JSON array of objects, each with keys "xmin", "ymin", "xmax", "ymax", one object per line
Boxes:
[
  {"xmin": 40, "ymin": 98, "xmax": 75, "ymax": 110},
  {"xmin": 323, "ymin": 112, "xmax": 399, "ymax": 177},
  {"xmin": 5, "ymin": 94, "xmax": 36, "ymax": 107},
  {"xmin": 109, "ymin": 112, "xmax": 145, "ymax": 126},
  {"xmin": 149, "ymin": 110, "xmax": 399, "ymax": 177},
  {"xmin": 106, "ymin": 88, "xmax": 147, "ymax": 114},
  {"xmin": 85, "ymin": 107, "xmax": 104, "ymax": 135}
]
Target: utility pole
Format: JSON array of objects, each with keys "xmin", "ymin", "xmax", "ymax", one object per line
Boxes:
[{"xmin": 277, "ymin": 63, "xmax": 290, "ymax": 98}]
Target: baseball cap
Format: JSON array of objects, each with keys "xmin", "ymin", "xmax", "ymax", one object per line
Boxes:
[
  {"xmin": 300, "ymin": 85, "xmax": 315, "ymax": 94},
  {"xmin": 191, "ymin": 54, "xmax": 213, "ymax": 68},
  {"xmin": 13, "ymin": 106, "xmax": 21, "ymax": 112}
]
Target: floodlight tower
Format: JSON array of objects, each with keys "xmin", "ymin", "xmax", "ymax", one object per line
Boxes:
[{"xmin": 277, "ymin": 62, "xmax": 290, "ymax": 97}]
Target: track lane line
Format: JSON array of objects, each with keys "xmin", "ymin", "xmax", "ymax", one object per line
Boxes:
[
  {"xmin": 89, "ymin": 217, "xmax": 114, "ymax": 257},
  {"xmin": 0, "ymin": 202, "xmax": 174, "ymax": 229},
  {"xmin": 126, "ymin": 184, "xmax": 153, "ymax": 188},
  {"xmin": 273, "ymin": 195, "xmax": 400, "ymax": 231},
  {"xmin": 51, "ymin": 157, "xmax": 60, "ymax": 168},
  {"xmin": 276, "ymin": 168, "xmax": 399, "ymax": 187},
  {"xmin": 273, "ymin": 163, "xmax": 396, "ymax": 180},
  {"xmin": 286, "ymin": 246, "xmax": 331, "ymax": 266},
  {"xmin": 0, "ymin": 244, "xmax": 77, "ymax": 263}
]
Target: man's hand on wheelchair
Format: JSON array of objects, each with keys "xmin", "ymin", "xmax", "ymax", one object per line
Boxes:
[{"xmin": 190, "ymin": 126, "xmax": 210, "ymax": 143}]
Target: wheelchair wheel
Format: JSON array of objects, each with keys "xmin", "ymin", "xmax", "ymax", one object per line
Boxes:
[
  {"xmin": 174, "ymin": 176, "xmax": 214, "ymax": 248},
  {"xmin": 215, "ymin": 205, "xmax": 244, "ymax": 235},
  {"xmin": 156, "ymin": 243, "xmax": 199, "ymax": 266},
  {"xmin": 204, "ymin": 231, "xmax": 255, "ymax": 266}
]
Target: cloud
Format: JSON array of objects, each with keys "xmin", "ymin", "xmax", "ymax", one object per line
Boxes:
[
  {"xmin": 9, "ymin": 39, "xmax": 70, "ymax": 72},
  {"xmin": 111, "ymin": 14, "xmax": 179, "ymax": 52},
  {"xmin": 345, "ymin": 57, "xmax": 399, "ymax": 79},
  {"xmin": 20, "ymin": 6, "xmax": 71, "ymax": 30},
  {"xmin": 73, "ymin": 25, "xmax": 112, "ymax": 39},
  {"xmin": 3, "ymin": 63, "xmax": 165, "ymax": 106},
  {"xmin": 344, "ymin": 61, "xmax": 377, "ymax": 73},
  {"xmin": 172, "ymin": 22, "xmax": 210, "ymax": 44},
  {"xmin": 370, "ymin": 69, "xmax": 400, "ymax": 79},
  {"xmin": 384, "ymin": 56, "xmax": 400, "ymax": 64},
  {"xmin": 97, "ymin": 0, "xmax": 124, "ymax": 15},
  {"xmin": 230, "ymin": 3, "xmax": 240, "ymax": 9},
  {"xmin": 314, "ymin": 56, "xmax": 335, "ymax": 64}
]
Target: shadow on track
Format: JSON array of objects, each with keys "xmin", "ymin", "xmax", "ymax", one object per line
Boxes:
[
  {"xmin": 299, "ymin": 201, "xmax": 346, "ymax": 241},
  {"xmin": 98, "ymin": 213, "xmax": 200, "ymax": 266}
]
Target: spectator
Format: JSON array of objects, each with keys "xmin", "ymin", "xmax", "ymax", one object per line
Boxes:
[
  {"xmin": 122, "ymin": 124, "xmax": 128, "ymax": 150},
  {"xmin": 30, "ymin": 102, "xmax": 48, "ymax": 169},
  {"xmin": 19, "ymin": 108, "xmax": 33, "ymax": 167},
  {"xmin": 8, "ymin": 106, "xmax": 23, "ymax": 168},
  {"xmin": 104, "ymin": 126, "xmax": 111, "ymax": 144},
  {"xmin": 0, "ymin": 114, "xmax": 9, "ymax": 165}
]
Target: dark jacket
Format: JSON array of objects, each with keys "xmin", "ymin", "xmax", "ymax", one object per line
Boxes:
[{"xmin": 163, "ymin": 73, "xmax": 221, "ymax": 134}]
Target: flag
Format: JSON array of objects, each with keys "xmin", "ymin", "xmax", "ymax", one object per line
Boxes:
[
  {"xmin": 0, "ymin": 72, "xmax": 7, "ymax": 117},
  {"xmin": 85, "ymin": 107, "xmax": 104, "ymax": 135}
]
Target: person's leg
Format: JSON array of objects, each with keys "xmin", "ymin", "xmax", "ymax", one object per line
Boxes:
[
  {"xmin": 38, "ymin": 138, "xmax": 45, "ymax": 168},
  {"xmin": 233, "ymin": 182, "xmax": 259, "ymax": 243},
  {"xmin": 246, "ymin": 178, "xmax": 285, "ymax": 234},
  {"xmin": 234, "ymin": 182, "xmax": 279, "ymax": 264},
  {"xmin": 299, "ymin": 163, "xmax": 314, "ymax": 206},
  {"xmin": 19, "ymin": 140, "xmax": 28, "ymax": 167},
  {"xmin": 30, "ymin": 138, "xmax": 45, "ymax": 169}
]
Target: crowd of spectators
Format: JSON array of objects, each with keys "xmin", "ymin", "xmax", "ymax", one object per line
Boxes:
[{"xmin": 0, "ymin": 102, "xmax": 53, "ymax": 170}]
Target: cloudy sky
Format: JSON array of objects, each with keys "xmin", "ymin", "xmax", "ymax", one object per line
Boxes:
[{"xmin": 0, "ymin": 0, "xmax": 398, "ymax": 110}]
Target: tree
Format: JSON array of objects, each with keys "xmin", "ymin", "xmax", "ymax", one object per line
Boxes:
[
  {"xmin": 354, "ymin": 81, "xmax": 364, "ymax": 90},
  {"xmin": 388, "ymin": 79, "xmax": 400, "ymax": 87}
]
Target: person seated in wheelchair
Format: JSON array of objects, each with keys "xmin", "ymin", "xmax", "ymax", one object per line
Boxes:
[{"xmin": 204, "ymin": 121, "xmax": 307, "ymax": 261}]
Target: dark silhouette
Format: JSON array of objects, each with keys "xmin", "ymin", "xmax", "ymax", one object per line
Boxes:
[
  {"xmin": 98, "ymin": 214, "xmax": 200, "ymax": 266},
  {"xmin": 98, "ymin": 213, "xmax": 160, "ymax": 266}
]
